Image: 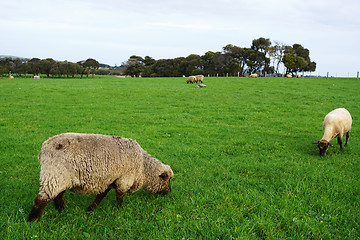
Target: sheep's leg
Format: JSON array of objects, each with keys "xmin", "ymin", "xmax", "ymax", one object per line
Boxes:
[
  {"xmin": 53, "ymin": 191, "xmax": 65, "ymax": 212},
  {"xmin": 115, "ymin": 189, "xmax": 126, "ymax": 208},
  {"xmin": 345, "ymin": 132, "xmax": 350, "ymax": 146},
  {"xmin": 87, "ymin": 188, "xmax": 111, "ymax": 211},
  {"xmin": 27, "ymin": 194, "xmax": 51, "ymax": 222},
  {"xmin": 337, "ymin": 135, "xmax": 343, "ymax": 150}
]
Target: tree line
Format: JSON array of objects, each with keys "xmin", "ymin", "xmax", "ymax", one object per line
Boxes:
[
  {"xmin": 123, "ymin": 37, "xmax": 316, "ymax": 77},
  {"xmin": 0, "ymin": 58, "xmax": 103, "ymax": 78},
  {"xmin": 1, "ymin": 37, "xmax": 316, "ymax": 79}
]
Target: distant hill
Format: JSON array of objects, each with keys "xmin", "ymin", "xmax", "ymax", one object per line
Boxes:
[{"xmin": 0, "ymin": 55, "xmax": 29, "ymax": 61}]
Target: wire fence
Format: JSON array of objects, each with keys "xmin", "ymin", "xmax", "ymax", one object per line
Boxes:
[
  {"xmin": 205, "ymin": 72, "xmax": 360, "ymax": 79},
  {"xmin": 323, "ymin": 72, "xmax": 360, "ymax": 80}
]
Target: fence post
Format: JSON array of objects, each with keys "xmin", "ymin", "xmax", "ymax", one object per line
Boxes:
[
  {"xmin": 327, "ymin": 72, "xmax": 329, "ymax": 79},
  {"xmin": 357, "ymin": 72, "xmax": 359, "ymax": 80}
]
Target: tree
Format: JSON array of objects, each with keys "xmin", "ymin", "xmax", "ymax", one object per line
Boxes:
[
  {"xmin": 184, "ymin": 54, "xmax": 203, "ymax": 76},
  {"xmin": 201, "ymin": 51, "xmax": 215, "ymax": 75},
  {"xmin": 149, "ymin": 58, "xmax": 184, "ymax": 77},
  {"xmin": 0, "ymin": 58, "xmax": 16, "ymax": 75},
  {"xmin": 50, "ymin": 62, "xmax": 61, "ymax": 78},
  {"xmin": 40, "ymin": 58, "xmax": 56, "ymax": 77},
  {"xmin": 283, "ymin": 44, "xmax": 316, "ymax": 75},
  {"xmin": 83, "ymin": 58, "xmax": 100, "ymax": 77},
  {"xmin": 0, "ymin": 59, "xmax": 9, "ymax": 75},
  {"xmin": 268, "ymin": 41, "xmax": 286, "ymax": 76},
  {"xmin": 17, "ymin": 61, "xmax": 29, "ymax": 77},
  {"xmin": 251, "ymin": 37, "xmax": 271, "ymax": 54},
  {"xmin": 210, "ymin": 52, "xmax": 232, "ymax": 75},
  {"xmin": 223, "ymin": 45, "xmax": 247, "ymax": 75},
  {"xmin": 123, "ymin": 55, "xmax": 144, "ymax": 77},
  {"xmin": 28, "ymin": 58, "xmax": 41, "ymax": 76},
  {"xmin": 143, "ymin": 56, "xmax": 156, "ymax": 66},
  {"xmin": 65, "ymin": 62, "xmax": 77, "ymax": 78},
  {"xmin": 246, "ymin": 49, "xmax": 266, "ymax": 74},
  {"xmin": 251, "ymin": 38, "xmax": 272, "ymax": 75}
]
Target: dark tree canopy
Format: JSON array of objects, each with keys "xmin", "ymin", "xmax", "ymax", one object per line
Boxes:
[
  {"xmin": 1, "ymin": 37, "xmax": 316, "ymax": 79},
  {"xmin": 283, "ymin": 44, "xmax": 316, "ymax": 75},
  {"xmin": 122, "ymin": 37, "xmax": 315, "ymax": 77},
  {"xmin": 0, "ymin": 57, "xmax": 104, "ymax": 78}
]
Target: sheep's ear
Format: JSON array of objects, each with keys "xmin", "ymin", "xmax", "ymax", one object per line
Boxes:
[
  {"xmin": 312, "ymin": 141, "xmax": 320, "ymax": 144},
  {"xmin": 328, "ymin": 143, "xmax": 335, "ymax": 147},
  {"xmin": 159, "ymin": 172, "xmax": 168, "ymax": 180}
]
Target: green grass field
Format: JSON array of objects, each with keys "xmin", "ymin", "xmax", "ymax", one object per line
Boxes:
[{"xmin": 1, "ymin": 76, "xmax": 359, "ymax": 239}]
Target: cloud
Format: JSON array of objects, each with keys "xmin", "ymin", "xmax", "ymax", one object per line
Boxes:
[{"xmin": 1, "ymin": 0, "xmax": 359, "ymax": 76}]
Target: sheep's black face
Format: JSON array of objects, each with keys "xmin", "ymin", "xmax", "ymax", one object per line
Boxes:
[
  {"xmin": 158, "ymin": 172, "xmax": 172, "ymax": 195},
  {"xmin": 318, "ymin": 141, "xmax": 329, "ymax": 156},
  {"xmin": 313, "ymin": 140, "xmax": 333, "ymax": 156}
]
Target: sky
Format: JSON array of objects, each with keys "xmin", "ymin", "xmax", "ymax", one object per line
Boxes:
[{"xmin": 1, "ymin": 0, "xmax": 359, "ymax": 77}]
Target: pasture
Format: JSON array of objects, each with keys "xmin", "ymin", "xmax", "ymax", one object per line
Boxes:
[{"xmin": 0, "ymin": 76, "xmax": 359, "ymax": 239}]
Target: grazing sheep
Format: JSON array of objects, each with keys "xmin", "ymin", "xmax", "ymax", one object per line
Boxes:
[
  {"xmin": 33, "ymin": 76, "xmax": 40, "ymax": 79},
  {"xmin": 27, "ymin": 133, "xmax": 173, "ymax": 222},
  {"xmin": 9, "ymin": 75, "xmax": 14, "ymax": 79},
  {"xmin": 195, "ymin": 75, "xmax": 204, "ymax": 83},
  {"xmin": 312, "ymin": 108, "xmax": 352, "ymax": 156},
  {"xmin": 195, "ymin": 84, "xmax": 206, "ymax": 88},
  {"xmin": 286, "ymin": 74, "xmax": 292, "ymax": 78},
  {"xmin": 250, "ymin": 73, "xmax": 258, "ymax": 78},
  {"xmin": 296, "ymin": 74, "xmax": 301, "ymax": 78},
  {"xmin": 187, "ymin": 76, "xmax": 196, "ymax": 84}
]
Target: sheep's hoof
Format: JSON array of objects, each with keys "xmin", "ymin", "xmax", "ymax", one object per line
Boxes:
[
  {"xmin": 87, "ymin": 206, "xmax": 95, "ymax": 212},
  {"xmin": 54, "ymin": 205, "xmax": 64, "ymax": 212}
]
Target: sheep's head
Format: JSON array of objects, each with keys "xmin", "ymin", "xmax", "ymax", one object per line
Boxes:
[
  {"xmin": 144, "ymin": 163, "xmax": 173, "ymax": 195},
  {"xmin": 157, "ymin": 169, "xmax": 173, "ymax": 195},
  {"xmin": 312, "ymin": 139, "xmax": 334, "ymax": 156}
]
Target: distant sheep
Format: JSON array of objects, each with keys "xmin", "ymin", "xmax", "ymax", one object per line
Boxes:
[
  {"xmin": 33, "ymin": 76, "xmax": 40, "ymax": 79},
  {"xmin": 312, "ymin": 108, "xmax": 352, "ymax": 156},
  {"xmin": 195, "ymin": 75, "xmax": 204, "ymax": 83},
  {"xmin": 195, "ymin": 84, "xmax": 206, "ymax": 88},
  {"xmin": 9, "ymin": 75, "xmax": 14, "ymax": 79},
  {"xmin": 187, "ymin": 76, "xmax": 196, "ymax": 84},
  {"xmin": 27, "ymin": 133, "xmax": 173, "ymax": 222},
  {"xmin": 286, "ymin": 74, "xmax": 292, "ymax": 78},
  {"xmin": 250, "ymin": 73, "xmax": 258, "ymax": 78},
  {"xmin": 296, "ymin": 74, "xmax": 301, "ymax": 78}
]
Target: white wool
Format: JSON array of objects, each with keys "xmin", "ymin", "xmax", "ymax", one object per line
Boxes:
[{"xmin": 321, "ymin": 108, "xmax": 352, "ymax": 142}]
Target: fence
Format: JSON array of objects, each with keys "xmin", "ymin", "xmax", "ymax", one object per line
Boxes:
[
  {"xmin": 205, "ymin": 72, "xmax": 359, "ymax": 79},
  {"xmin": 326, "ymin": 72, "xmax": 359, "ymax": 80}
]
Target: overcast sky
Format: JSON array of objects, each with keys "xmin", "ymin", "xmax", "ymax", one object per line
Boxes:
[{"xmin": 1, "ymin": 0, "xmax": 359, "ymax": 76}]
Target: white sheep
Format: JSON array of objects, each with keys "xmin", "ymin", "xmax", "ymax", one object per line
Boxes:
[
  {"xmin": 195, "ymin": 75, "xmax": 204, "ymax": 83},
  {"xmin": 27, "ymin": 133, "xmax": 173, "ymax": 222},
  {"xmin": 33, "ymin": 76, "xmax": 40, "ymax": 79},
  {"xmin": 9, "ymin": 74, "xmax": 14, "ymax": 79},
  {"xmin": 286, "ymin": 74, "xmax": 292, "ymax": 78},
  {"xmin": 187, "ymin": 76, "xmax": 196, "ymax": 84},
  {"xmin": 312, "ymin": 108, "xmax": 352, "ymax": 156},
  {"xmin": 249, "ymin": 73, "xmax": 258, "ymax": 78},
  {"xmin": 296, "ymin": 74, "xmax": 301, "ymax": 78},
  {"xmin": 195, "ymin": 84, "xmax": 206, "ymax": 88}
]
